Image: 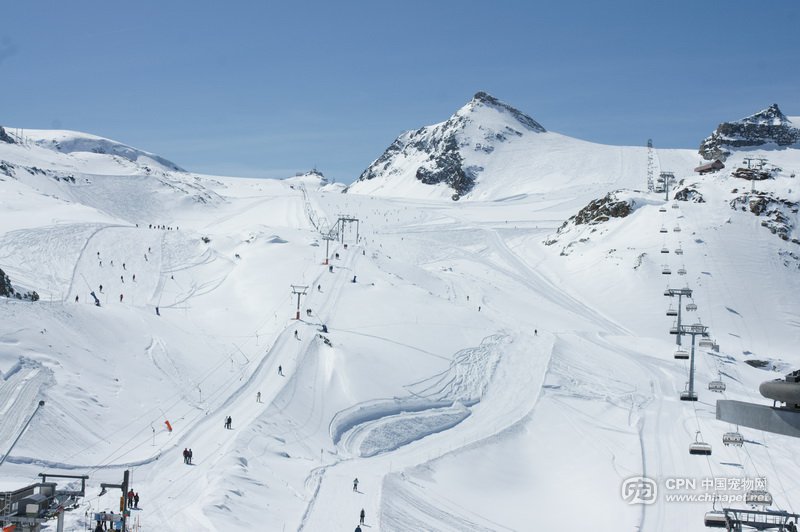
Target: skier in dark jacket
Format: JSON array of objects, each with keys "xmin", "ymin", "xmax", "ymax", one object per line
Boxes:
[{"xmin": 360, "ymin": 508, "xmax": 365, "ymax": 524}]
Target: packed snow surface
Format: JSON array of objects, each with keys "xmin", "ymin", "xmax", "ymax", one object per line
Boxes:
[{"xmin": 1, "ymin": 125, "xmax": 800, "ymax": 532}]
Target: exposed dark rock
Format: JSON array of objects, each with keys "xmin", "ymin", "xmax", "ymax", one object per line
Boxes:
[
  {"xmin": 0, "ymin": 126, "xmax": 14, "ymax": 144},
  {"xmin": 0, "ymin": 267, "xmax": 39, "ymax": 301},
  {"xmin": 699, "ymin": 104, "xmax": 799, "ymax": 161},
  {"xmin": 545, "ymin": 192, "xmax": 633, "ymax": 247},
  {"xmin": 730, "ymin": 192, "xmax": 798, "ymax": 243},
  {"xmin": 674, "ymin": 186, "xmax": 705, "ymax": 203}
]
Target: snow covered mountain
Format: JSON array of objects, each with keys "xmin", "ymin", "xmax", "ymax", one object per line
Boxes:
[
  {"xmin": 1, "ymin": 110, "xmax": 800, "ymax": 532},
  {"xmin": 349, "ymin": 92, "xmax": 700, "ymax": 201},
  {"xmin": 699, "ymin": 104, "xmax": 800, "ymax": 161}
]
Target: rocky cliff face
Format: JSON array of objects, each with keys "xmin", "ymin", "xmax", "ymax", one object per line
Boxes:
[
  {"xmin": 357, "ymin": 92, "xmax": 545, "ymax": 199},
  {"xmin": 699, "ymin": 104, "xmax": 799, "ymax": 160},
  {"xmin": 0, "ymin": 126, "xmax": 15, "ymax": 144}
]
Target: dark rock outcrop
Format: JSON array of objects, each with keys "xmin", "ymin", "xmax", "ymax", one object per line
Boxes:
[
  {"xmin": 699, "ymin": 104, "xmax": 799, "ymax": 161},
  {"xmin": 0, "ymin": 126, "xmax": 14, "ymax": 144},
  {"xmin": 0, "ymin": 267, "xmax": 39, "ymax": 301},
  {"xmin": 674, "ymin": 186, "xmax": 706, "ymax": 203},
  {"xmin": 730, "ymin": 192, "xmax": 799, "ymax": 244}
]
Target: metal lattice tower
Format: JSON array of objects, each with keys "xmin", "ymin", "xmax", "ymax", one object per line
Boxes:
[
  {"xmin": 658, "ymin": 172, "xmax": 675, "ymax": 201},
  {"xmin": 664, "ymin": 287, "xmax": 692, "ymax": 346},
  {"xmin": 646, "ymin": 139, "xmax": 655, "ymax": 192}
]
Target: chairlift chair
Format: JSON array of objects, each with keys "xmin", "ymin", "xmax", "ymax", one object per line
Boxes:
[
  {"xmin": 661, "ymin": 247, "xmax": 670, "ymax": 254},
  {"xmin": 659, "ymin": 206, "xmax": 667, "ymax": 213},
  {"xmin": 686, "ymin": 302, "xmax": 697, "ymax": 311},
  {"xmin": 674, "ymin": 348, "xmax": 689, "ymax": 360},
  {"xmin": 666, "ymin": 306, "xmax": 678, "ymax": 317},
  {"xmin": 660, "ymin": 226, "xmax": 668, "ymax": 233},
  {"xmin": 662, "ymin": 265, "xmax": 672, "ymax": 275},
  {"xmin": 671, "ymin": 203, "xmax": 679, "ymax": 209},
  {"xmin": 674, "ymin": 226, "xmax": 682, "ymax": 232},
  {"xmin": 675, "ymin": 247, "xmax": 683, "ymax": 255},
  {"xmin": 703, "ymin": 511, "xmax": 727, "ymax": 528},
  {"xmin": 681, "ymin": 383, "xmax": 698, "ymax": 401},
  {"xmin": 722, "ymin": 431, "xmax": 744, "ymax": 447},
  {"xmin": 698, "ymin": 337, "xmax": 714, "ymax": 348},
  {"xmin": 677, "ymin": 267, "xmax": 687, "ymax": 275},
  {"xmin": 745, "ymin": 489, "xmax": 773, "ymax": 506},
  {"xmin": 709, "ymin": 379, "xmax": 726, "ymax": 393},
  {"xmin": 689, "ymin": 431, "xmax": 712, "ymax": 455}
]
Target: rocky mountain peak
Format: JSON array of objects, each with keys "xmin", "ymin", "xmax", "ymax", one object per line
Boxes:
[
  {"xmin": 356, "ymin": 92, "xmax": 546, "ymax": 199},
  {"xmin": 464, "ymin": 91, "xmax": 546, "ymax": 133},
  {"xmin": 0, "ymin": 126, "xmax": 15, "ymax": 144},
  {"xmin": 699, "ymin": 103, "xmax": 798, "ymax": 161}
]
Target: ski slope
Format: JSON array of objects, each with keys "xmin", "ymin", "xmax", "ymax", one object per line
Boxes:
[{"xmin": 1, "ymin": 127, "xmax": 800, "ymax": 531}]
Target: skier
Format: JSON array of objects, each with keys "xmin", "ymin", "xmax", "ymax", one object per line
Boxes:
[
  {"xmin": 75, "ymin": 295, "xmax": 79, "ymax": 303},
  {"xmin": 120, "ymin": 275, "xmax": 124, "ymax": 283},
  {"xmin": 278, "ymin": 365, "xmax": 284, "ymax": 376},
  {"xmin": 534, "ymin": 329, "xmax": 538, "ymax": 336},
  {"xmin": 225, "ymin": 416, "xmax": 232, "ymax": 429},
  {"xmin": 155, "ymin": 306, "xmax": 160, "ymax": 316},
  {"xmin": 352, "ymin": 275, "xmax": 357, "ymax": 283},
  {"xmin": 122, "ymin": 263, "xmax": 126, "ymax": 270},
  {"xmin": 360, "ymin": 508, "xmax": 365, "ymax": 525},
  {"xmin": 478, "ymin": 306, "xmax": 481, "ymax": 312},
  {"xmin": 256, "ymin": 391, "xmax": 261, "ymax": 403},
  {"xmin": 134, "ymin": 492, "xmax": 139, "ymax": 509},
  {"xmin": 355, "ymin": 527, "xmax": 362, "ymax": 532},
  {"xmin": 321, "ymin": 324, "xmax": 328, "ymax": 333},
  {"xmin": 353, "ymin": 477, "xmax": 359, "ymax": 492},
  {"xmin": 120, "ymin": 294, "xmax": 124, "ymax": 302},
  {"xmin": 132, "ymin": 274, "xmax": 136, "ymax": 282},
  {"xmin": 183, "ymin": 448, "xmax": 189, "ymax": 464},
  {"xmin": 99, "ymin": 284, "xmax": 103, "ymax": 293},
  {"xmin": 294, "ymin": 330, "xmax": 299, "ymax": 340},
  {"xmin": 188, "ymin": 448, "xmax": 193, "ymax": 464},
  {"xmin": 317, "ymin": 284, "xmax": 321, "ymax": 292},
  {"xmin": 328, "ymin": 265, "xmax": 333, "ymax": 273}
]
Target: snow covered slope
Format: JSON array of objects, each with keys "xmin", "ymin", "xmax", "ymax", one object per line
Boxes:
[
  {"xmin": 1, "ymin": 109, "xmax": 800, "ymax": 532},
  {"xmin": 349, "ymin": 92, "xmax": 700, "ymax": 201}
]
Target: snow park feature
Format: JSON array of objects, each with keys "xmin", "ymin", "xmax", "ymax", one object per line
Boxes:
[{"xmin": 1, "ymin": 96, "xmax": 800, "ymax": 531}]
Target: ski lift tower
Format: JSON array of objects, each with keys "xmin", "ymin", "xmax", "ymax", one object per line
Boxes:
[
  {"xmin": 672, "ymin": 323, "xmax": 709, "ymax": 401},
  {"xmin": 291, "ymin": 285, "xmax": 308, "ymax": 320},
  {"xmin": 321, "ymin": 232, "xmax": 336, "ymax": 265},
  {"xmin": 335, "ymin": 215, "xmax": 360, "ymax": 244},
  {"xmin": 664, "ymin": 287, "xmax": 692, "ymax": 346},
  {"xmin": 646, "ymin": 139, "xmax": 655, "ymax": 192},
  {"xmin": 659, "ymin": 172, "xmax": 676, "ymax": 201}
]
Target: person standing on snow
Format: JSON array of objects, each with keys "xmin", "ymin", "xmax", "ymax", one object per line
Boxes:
[
  {"xmin": 353, "ymin": 478, "xmax": 359, "ymax": 492},
  {"xmin": 119, "ymin": 294, "xmax": 124, "ymax": 302},
  {"xmin": 183, "ymin": 448, "xmax": 189, "ymax": 464},
  {"xmin": 188, "ymin": 448, "xmax": 193, "ymax": 464},
  {"xmin": 256, "ymin": 391, "xmax": 261, "ymax": 403},
  {"xmin": 360, "ymin": 508, "xmax": 365, "ymax": 524},
  {"xmin": 134, "ymin": 492, "xmax": 139, "ymax": 509},
  {"xmin": 278, "ymin": 365, "xmax": 284, "ymax": 376}
]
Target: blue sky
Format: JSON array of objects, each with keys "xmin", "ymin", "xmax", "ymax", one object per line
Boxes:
[{"xmin": 3, "ymin": 1, "xmax": 798, "ymax": 182}]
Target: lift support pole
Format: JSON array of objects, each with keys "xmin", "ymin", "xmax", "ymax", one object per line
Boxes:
[
  {"xmin": 291, "ymin": 285, "xmax": 308, "ymax": 320},
  {"xmin": 0, "ymin": 400, "xmax": 44, "ymax": 468}
]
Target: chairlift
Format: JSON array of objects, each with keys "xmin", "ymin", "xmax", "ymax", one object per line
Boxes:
[
  {"xmin": 674, "ymin": 348, "xmax": 689, "ymax": 360},
  {"xmin": 675, "ymin": 247, "xmax": 683, "ymax": 255},
  {"xmin": 662, "ymin": 265, "xmax": 672, "ymax": 275},
  {"xmin": 660, "ymin": 226, "xmax": 668, "ymax": 233},
  {"xmin": 663, "ymin": 288, "xmax": 672, "ymax": 296},
  {"xmin": 659, "ymin": 206, "xmax": 667, "ymax": 213},
  {"xmin": 722, "ymin": 431, "xmax": 744, "ymax": 447},
  {"xmin": 661, "ymin": 247, "xmax": 670, "ymax": 254},
  {"xmin": 745, "ymin": 489, "xmax": 773, "ymax": 506},
  {"xmin": 677, "ymin": 267, "xmax": 687, "ymax": 275},
  {"xmin": 681, "ymin": 383, "xmax": 698, "ymax": 401},
  {"xmin": 703, "ymin": 511, "xmax": 727, "ymax": 528},
  {"xmin": 686, "ymin": 302, "xmax": 697, "ymax": 311},
  {"xmin": 671, "ymin": 203, "xmax": 679, "ymax": 209},
  {"xmin": 689, "ymin": 431, "xmax": 712, "ymax": 455},
  {"xmin": 698, "ymin": 337, "xmax": 714, "ymax": 348},
  {"xmin": 666, "ymin": 306, "xmax": 678, "ymax": 316},
  {"xmin": 709, "ymin": 379, "xmax": 726, "ymax": 393},
  {"xmin": 674, "ymin": 225, "xmax": 682, "ymax": 232}
]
